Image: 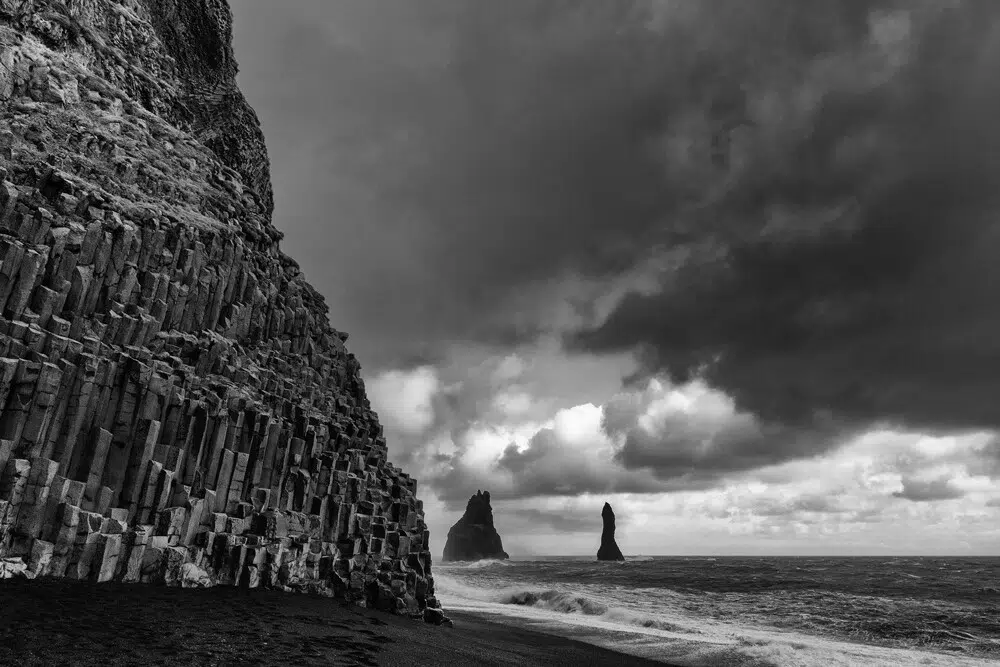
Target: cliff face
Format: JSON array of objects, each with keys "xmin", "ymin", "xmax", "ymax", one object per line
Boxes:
[
  {"xmin": 0, "ymin": 0, "xmax": 444, "ymax": 623},
  {"xmin": 597, "ymin": 502, "xmax": 624, "ymax": 561},
  {"xmin": 442, "ymin": 490, "xmax": 509, "ymax": 562}
]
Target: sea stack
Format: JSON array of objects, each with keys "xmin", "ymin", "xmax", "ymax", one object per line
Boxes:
[
  {"xmin": 597, "ymin": 502, "xmax": 625, "ymax": 561},
  {"xmin": 442, "ymin": 491, "xmax": 510, "ymax": 561}
]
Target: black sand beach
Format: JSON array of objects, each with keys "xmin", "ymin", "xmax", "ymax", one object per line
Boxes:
[{"xmin": 0, "ymin": 580, "xmax": 671, "ymax": 666}]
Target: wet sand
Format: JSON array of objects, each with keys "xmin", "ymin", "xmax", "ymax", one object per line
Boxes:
[{"xmin": 0, "ymin": 579, "xmax": 672, "ymax": 666}]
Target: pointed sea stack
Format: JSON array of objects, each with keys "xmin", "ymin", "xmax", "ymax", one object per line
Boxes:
[
  {"xmin": 442, "ymin": 490, "xmax": 510, "ymax": 561},
  {"xmin": 597, "ymin": 502, "xmax": 625, "ymax": 561}
]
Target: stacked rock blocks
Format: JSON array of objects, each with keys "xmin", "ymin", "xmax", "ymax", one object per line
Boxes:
[{"xmin": 0, "ymin": 0, "xmax": 445, "ymax": 623}]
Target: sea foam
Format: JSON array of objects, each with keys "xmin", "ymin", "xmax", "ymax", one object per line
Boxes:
[
  {"xmin": 444, "ymin": 558, "xmax": 512, "ymax": 570},
  {"xmin": 497, "ymin": 588, "xmax": 690, "ymax": 632},
  {"xmin": 434, "ymin": 559, "xmax": 1000, "ymax": 667}
]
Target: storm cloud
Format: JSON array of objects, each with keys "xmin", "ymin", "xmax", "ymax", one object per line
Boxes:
[
  {"xmin": 234, "ymin": 1, "xmax": 911, "ymax": 368},
  {"xmin": 235, "ymin": 0, "xmax": 1000, "ymax": 431},
  {"xmin": 602, "ymin": 378, "xmax": 857, "ymax": 481},
  {"xmin": 422, "ymin": 377, "xmax": 852, "ymax": 505},
  {"xmin": 235, "ymin": 0, "xmax": 687, "ymax": 368},
  {"xmin": 231, "ymin": 1, "xmax": 1000, "ymax": 550},
  {"xmin": 892, "ymin": 477, "xmax": 966, "ymax": 503},
  {"xmin": 429, "ymin": 402, "xmax": 679, "ymax": 508},
  {"xmin": 570, "ymin": 1, "xmax": 1000, "ymax": 436}
]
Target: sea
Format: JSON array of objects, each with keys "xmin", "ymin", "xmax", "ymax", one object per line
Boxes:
[{"xmin": 435, "ymin": 556, "xmax": 1000, "ymax": 666}]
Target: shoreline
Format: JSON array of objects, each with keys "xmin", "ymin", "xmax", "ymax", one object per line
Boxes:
[
  {"xmin": 0, "ymin": 578, "xmax": 674, "ymax": 666},
  {"xmin": 378, "ymin": 609, "xmax": 677, "ymax": 666}
]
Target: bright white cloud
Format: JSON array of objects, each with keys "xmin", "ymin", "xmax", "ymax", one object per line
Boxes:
[
  {"xmin": 367, "ymin": 353, "xmax": 1000, "ymax": 557},
  {"xmin": 552, "ymin": 403, "xmax": 603, "ymax": 446},
  {"xmin": 368, "ymin": 366, "xmax": 440, "ymax": 435}
]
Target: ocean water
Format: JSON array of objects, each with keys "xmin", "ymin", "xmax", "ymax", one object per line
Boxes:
[{"xmin": 435, "ymin": 556, "xmax": 1000, "ymax": 666}]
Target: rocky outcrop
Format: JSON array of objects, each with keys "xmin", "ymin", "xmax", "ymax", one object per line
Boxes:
[
  {"xmin": 597, "ymin": 502, "xmax": 624, "ymax": 561},
  {"xmin": 442, "ymin": 491, "xmax": 508, "ymax": 562},
  {"xmin": 0, "ymin": 0, "xmax": 446, "ymax": 624}
]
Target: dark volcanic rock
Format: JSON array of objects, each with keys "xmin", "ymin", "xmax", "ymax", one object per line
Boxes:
[
  {"xmin": 442, "ymin": 491, "xmax": 509, "ymax": 562},
  {"xmin": 0, "ymin": 0, "xmax": 443, "ymax": 623},
  {"xmin": 597, "ymin": 502, "xmax": 625, "ymax": 561}
]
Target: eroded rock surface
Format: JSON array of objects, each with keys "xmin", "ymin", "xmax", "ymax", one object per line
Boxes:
[
  {"xmin": 597, "ymin": 502, "xmax": 624, "ymax": 561},
  {"xmin": 442, "ymin": 490, "xmax": 509, "ymax": 562},
  {"xmin": 0, "ymin": 0, "xmax": 445, "ymax": 624}
]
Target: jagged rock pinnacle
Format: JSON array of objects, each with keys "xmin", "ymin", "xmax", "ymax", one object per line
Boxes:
[{"xmin": 442, "ymin": 490, "xmax": 509, "ymax": 562}]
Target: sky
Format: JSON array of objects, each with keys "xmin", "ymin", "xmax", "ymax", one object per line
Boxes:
[{"xmin": 231, "ymin": 0, "xmax": 1000, "ymax": 556}]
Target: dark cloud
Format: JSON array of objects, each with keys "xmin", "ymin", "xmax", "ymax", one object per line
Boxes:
[
  {"xmin": 234, "ymin": 0, "xmax": 1000, "ymax": 423},
  {"xmin": 752, "ymin": 494, "xmax": 848, "ymax": 517},
  {"xmin": 495, "ymin": 425, "xmax": 673, "ymax": 496},
  {"xmin": 430, "ymin": 416, "xmax": 686, "ymax": 509},
  {"xmin": 892, "ymin": 476, "xmax": 966, "ymax": 503},
  {"xmin": 365, "ymin": 350, "xmax": 654, "ymax": 505},
  {"xmin": 232, "ymin": 2, "xmax": 1000, "ymax": 506},
  {"xmin": 426, "ymin": 378, "xmax": 852, "ymax": 505},
  {"xmin": 235, "ymin": 1, "xmax": 903, "ymax": 371},
  {"xmin": 602, "ymin": 379, "xmax": 858, "ymax": 481},
  {"xmin": 570, "ymin": 1, "xmax": 1000, "ymax": 435},
  {"xmin": 509, "ymin": 507, "xmax": 600, "ymax": 534},
  {"xmin": 962, "ymin": 437, "xmax": 1000, "ymax": 479},
  {"xmin": 856, "ymin": 431, "xmax": 1000, "ymax": 486}
]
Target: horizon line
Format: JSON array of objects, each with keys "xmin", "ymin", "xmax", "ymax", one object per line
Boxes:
[{"xmin": 480, "ymin": 553, "xmax": 1000, "ymax": 559}]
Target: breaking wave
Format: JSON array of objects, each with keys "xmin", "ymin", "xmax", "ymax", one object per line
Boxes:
[
  {"xmin": 500, "ymin": 589, "xmax": 608, "ymax": 615},
  {"xmin": 434, "ymin": 557, "xmax": 1000, "ymax": 667},
  {"xmin": 498, "ymin": 588, "xmax": 687, "ymax": 632},
  {"xmin": 441, "ymin": 559, "xmax": 511, "ymax": 570}
]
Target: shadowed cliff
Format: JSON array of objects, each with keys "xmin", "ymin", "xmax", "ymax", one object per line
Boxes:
[{"xmin": 0, "ymin": 0, "xmax": 445, "ymax": 624}]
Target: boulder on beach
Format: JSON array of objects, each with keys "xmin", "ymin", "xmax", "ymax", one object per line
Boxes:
[
  {"xmin": 442, "ymin": 490, "xmax": 510, "ymax": 562},
  {"xmin": 597, "ymin": 502, "xmax": 625, "ymax": 561}
]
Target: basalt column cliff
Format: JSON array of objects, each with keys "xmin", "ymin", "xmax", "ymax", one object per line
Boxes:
[{"xmin": 0, "ymin": 0, "xmax": 446, "ymax": 623}]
